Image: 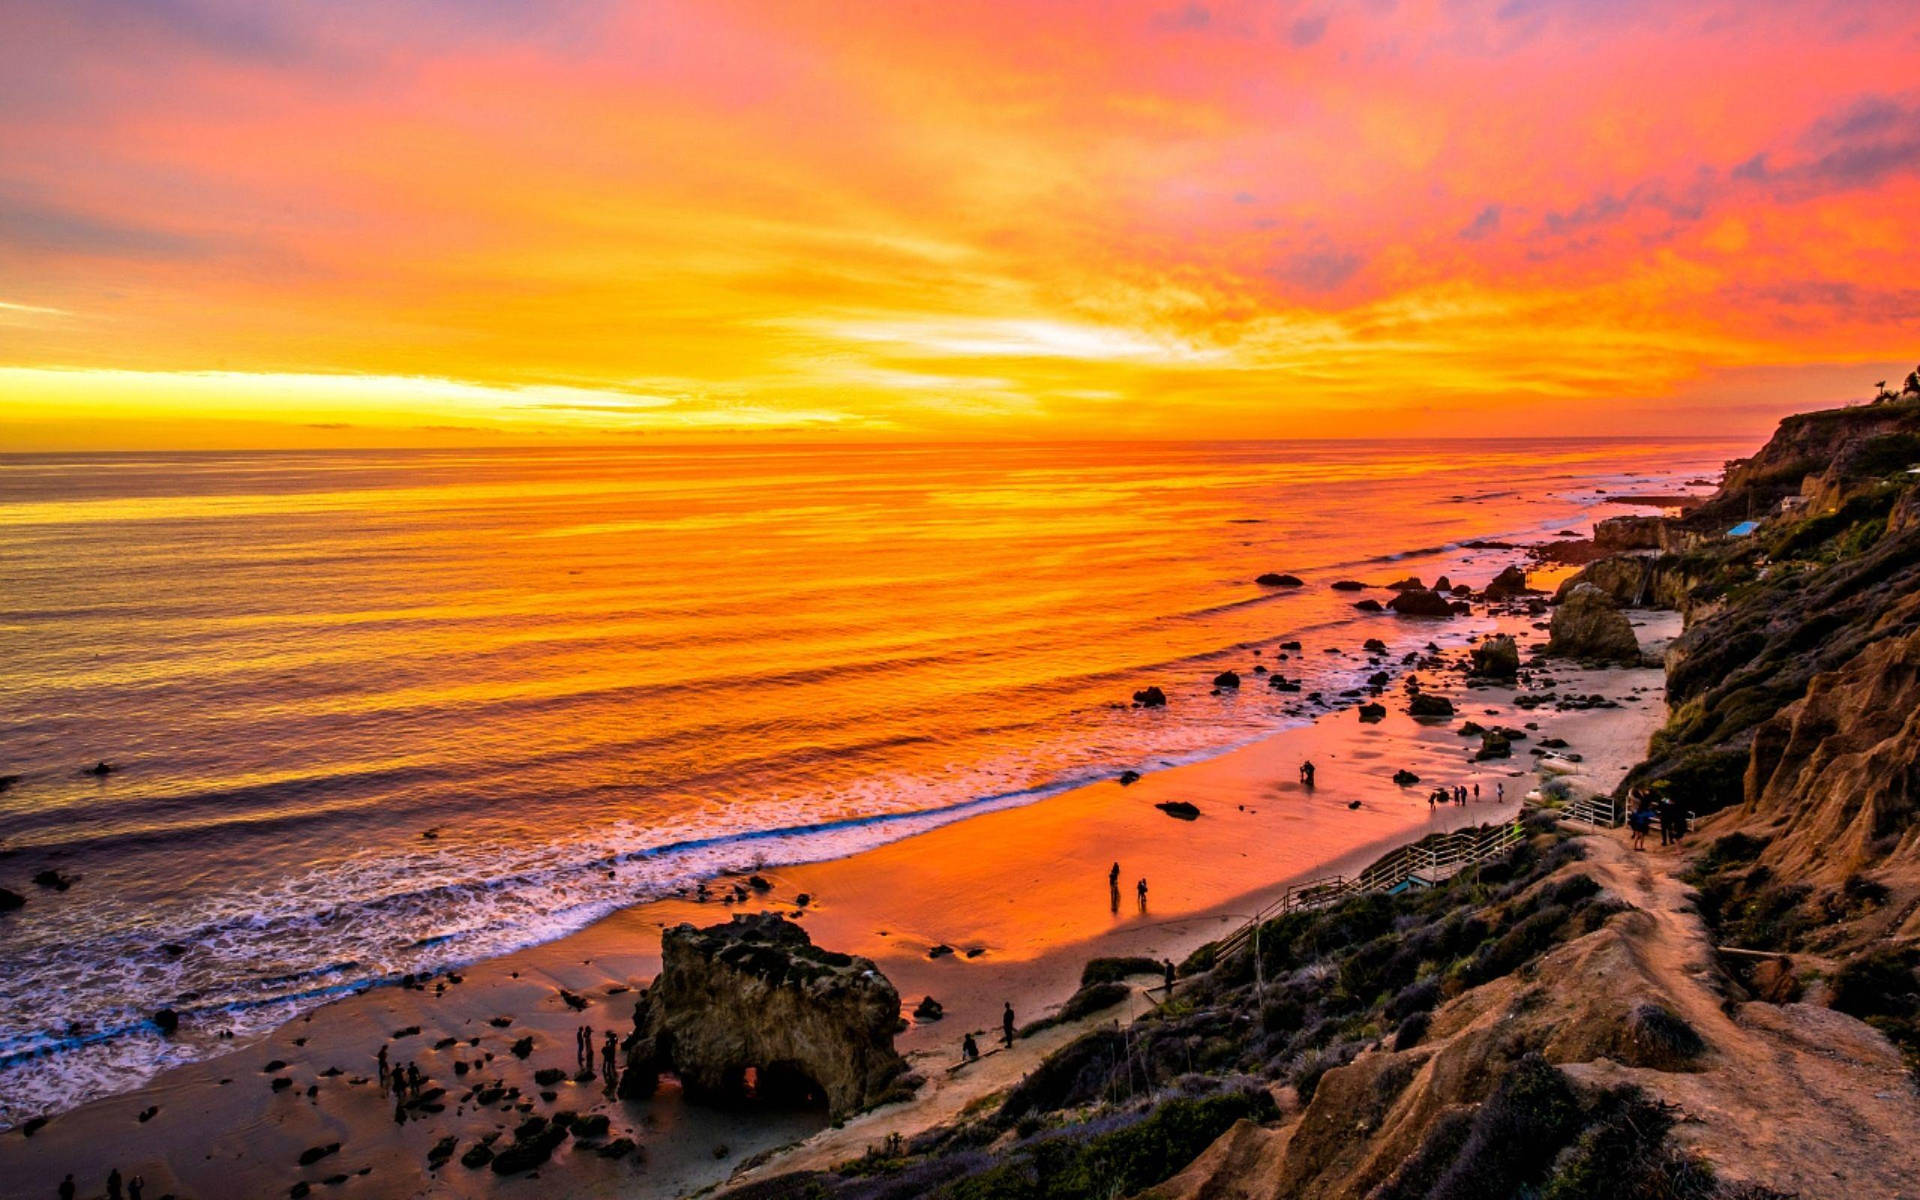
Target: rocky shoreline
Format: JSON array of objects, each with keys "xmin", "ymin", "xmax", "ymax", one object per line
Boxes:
[{"xmin": 713, "ymin": 393, "xmax": 1920, "ymax": 1200}]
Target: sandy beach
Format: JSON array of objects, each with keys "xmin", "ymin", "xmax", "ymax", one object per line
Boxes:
[{"xmin": 0, "ymin": 607, "xmax": 1678, "ymax": 1200}]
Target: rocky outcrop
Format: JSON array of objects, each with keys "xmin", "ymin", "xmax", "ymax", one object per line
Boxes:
[
  {"xmin": 1387, "ymin": 588, "xmax": 1455, "ymax": 617},
  {"xmin": 1407, "ymin": 693, "xmax": 1454, "ymax": 718},
  {"xmin": 1482, "ymin": 564, "xmax": 1531, "ymax": 600},
  {"xmin": 1255, "ymin": 573, "xmax": 1303, "ymax": 587},
  {"xmin": 1469, "ymin": 634, "xmax": 1520, "ymax": 679},
  {"xmin": 620, "ymin": 913, "xmax": 910, "ymax": 1118},
  {"xmin": 1546, "ymin": 583, "xmax": 1639, "ymax": 662},
  {"xmin": 1593, "ymin": 513, "xmax": 1669, "ymax": 552}
]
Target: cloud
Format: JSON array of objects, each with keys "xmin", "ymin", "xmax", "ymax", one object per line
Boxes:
[
  {"xmin": 1288, "ymin": 14, "xmax": 1328, "ymax": 46},
  {"xmin": 1735, "ymin": 92, "xmax": 1920, "ymax": 197},
  {"xmin": 1458, "ymin": 204, "xmax": 1503, "ymax": 241},
  {"xmin": 0, "ymin": 192, "xmax": 209, "ymax": 259},
  {"xmin": 1268, "ymin": 248, "xmax": 1365, "ymax": 293},
  {"xmin": 1151, "ymin": 3, "xmax": 1210, "ymax": 32}
]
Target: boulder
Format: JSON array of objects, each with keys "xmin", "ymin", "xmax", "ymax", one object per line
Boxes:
[
  {"xmin": 1156, "ymin": 800, "xmax": 1201, "ymax": 820},
  {"xmin": 1117, "ymin": 770, "xmax": 1141, "ymax": 786},
  {"xmin": 1357, "ymin": 703, "xmax": 1386, "ymax": 723},
  {"xmin": 1330, "ymin": 580, "xmax": 1367, "ymax": 591},
  {"xmin": 1482, "ymin": 565, "xmax": 1532, "ymax": 600},
  {"xmin": 1476, "ymin": 731, "xmax": 1512, "ymax": 760},
  {"xmin": 1407, "ymin": 693, "xmax": 1454, "ymax": 718},
  {"xmin": 1548, "ymin": 583, "xmax": 1641, "ymax": 663},
  {"xmin": 1279, "ymin": 641, "xmax": 1303, "ymax": 650},
  {"xmin": 1213, "ymin": 670, "xmax": 1241, "ymax": 689},
  {"xmin": 912, "ymin": 996, "xmax": 944, "ymax": 1021},
  {"xmin": 620, "ymin": 913, "xmax": 909, "ymax": 1118},
  {"xmin": 1255, "ymin": 573, "xmax": 1303, "ymax": 587},
  {"xmin": 1469, "ymin": 634, "xmax": 1521, "ymax": 679},
  {"xmin": 0, "ymin": 887, "xmax": 22, "ymax": 912},
  {"xmin": 1385, "ymin": 576, "xmax": 1423, "ymax": 591},
  {"xmin": 1362, "ymin": 638, "xmax": 1387, "ymax": 653},
  {"xmin": 1392, "ymin": 769, "xmax": 1420, "ymax": 786},
  {"xmin": 1353, "ymin": 599, "xmax": 1384, "ymax": 612},
  {"xmin": 1132, "ymin": 686, "xmax": 1167, "ymax": 707},
  {"xmin": 1387, "ymin": 589, "xmax": 1455, "ymax": 617}
]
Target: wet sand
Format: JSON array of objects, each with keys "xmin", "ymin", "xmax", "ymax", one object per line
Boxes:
[{"xmin": 0, "ymin": 609, "xmax": 1678, "ymax": 1200}]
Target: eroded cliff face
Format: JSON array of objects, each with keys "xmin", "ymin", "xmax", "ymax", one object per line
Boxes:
[
  {"xmin": 622, "ymin": 913, "xmax": 911, "ymax": 1118},
  {"xmin": 1742, "ymin": 619, "xmax": 1920, "ymax": 895}
]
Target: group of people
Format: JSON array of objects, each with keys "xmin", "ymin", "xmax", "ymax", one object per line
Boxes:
[
  {"xmin": 576, "ymin": 1024, "xmax": 619, "ymax": 1091},
  {"xmin": 961, "ymin": 1001, "xmax": 1019, "ymax": 1061},
  {"xmin": 57, "ymin": 1171, "xmax": 141, "ymax": 1200},
  {"xmin": 379, "ymin": 1044, "xmax": 430, "ymax": 1124},
  {"xmin": 1297, "ymin": 760, "xmax": 1316, "ymax": 787},
  {"xmin": 1628, "ymin": 790, "xmax": 1688, "ymax": 850},
  {"xmin": 1108, "ymin": 862, "xmax": 1148, "ymax": 912},
  {"xmin": 1429, "ymin": 783, "xmax": 1476, "ymax": 809}
]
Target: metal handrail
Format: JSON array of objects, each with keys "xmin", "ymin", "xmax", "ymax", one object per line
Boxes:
[{"xmin": 1210, "ymin": 820, "xmax": 1523, "ymax": 963}]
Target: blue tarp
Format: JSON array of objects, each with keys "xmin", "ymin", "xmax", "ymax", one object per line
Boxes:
[{"xmin": 1728, "ymin": 521, "xmax": 1760, "ymax": 536}]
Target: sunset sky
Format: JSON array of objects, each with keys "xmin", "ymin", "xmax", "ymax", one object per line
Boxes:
[{"xmin": 3, "ymin": 0, "xmax": 1918, "ymax": 447}]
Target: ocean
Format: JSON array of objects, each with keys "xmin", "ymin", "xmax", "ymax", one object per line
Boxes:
[{"xmin": 0, "ymin": 437, "xmax": 1737, "ymax": 1123}]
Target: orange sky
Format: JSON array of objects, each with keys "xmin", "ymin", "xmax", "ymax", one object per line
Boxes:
[{"xmin": 3, "ymin": 0, "xmax": 1918, "ymax": 447}]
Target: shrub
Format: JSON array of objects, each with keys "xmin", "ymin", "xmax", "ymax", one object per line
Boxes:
[
  {"xmin": 1829, "ymin": 948, "xmax": 1919, "ymax": 1020},
  {"xmin": 1622, "ymin": 1002, "xmax": 1706, "ymax": 1069},
  {"xmin": 1393, "ymin": 1011, "xmax": 1430, "ymax": 1051},
  {"xmin": 1079, "ymin": 957, "xmax": 1163, "ymax": 987},
  {"xmin": 1425, "ymin": 1054, "xmax": 1585, "ymax": 1200}
]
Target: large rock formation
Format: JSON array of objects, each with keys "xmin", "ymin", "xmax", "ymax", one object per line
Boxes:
[
  {"xmin": 1546, "ymin": 583, "xmax": 1639, "ymax": 662},
  {"xmin": 620, "ymin": 913, "xmax": 910, "ymax": 1118}
]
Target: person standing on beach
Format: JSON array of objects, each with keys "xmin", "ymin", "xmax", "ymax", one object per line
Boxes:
[
  {"xmin": 1496, "ymin": 781, "xmax": 1505, "ymax": 803},
  {"xmin": 1163, "ymin": 959, "xmax": 1176, "ymax": 993},
  {"xmin": 603, "ymin": 1031, "xmax": 619, "ymax": 1090},
  {"xmin": 107, "ymin": 1169, "xmax": 122, "ymax": 1200},
  {"xmin": 1473, "ymin": 782, "xmax": 1480, "ymax": 801},
  {"xmin": 1002, "ymin": 1002, "xmax": 1015, "ymax": 1047},
  {"xmin": 58, "ymin": 1176, "xmax": 74, "ymax": 1200},
  {"xmin": 1108, "ymin": 862, "xmax": 1120, "ymax": 888},
  {"xmin": 1136, "ymin": 877, "xmax": 1149, "ymax": 912},
  {"xmin": 1299, "ymin": 761, "xmax": 1316, "ymax": 787},
  {"xmin": 961, "ymin": 1032, "xmax": 979, "ymax": 1062},
  {"xmin": 377, "ymin": 1044, "xmax": 389, "ymax": 1092},
  {"xmin": 127, "ymin": 1178, "xmax": 143, "ymax": 1200}
]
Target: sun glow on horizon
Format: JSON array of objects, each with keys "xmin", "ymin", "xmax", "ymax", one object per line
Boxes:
[{"xmin": 3, "ymin": 1, "xmax": 1918, "ymax": 448}]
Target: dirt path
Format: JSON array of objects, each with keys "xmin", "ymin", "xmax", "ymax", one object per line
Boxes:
[
  {"xmin": 1570, "ymin": 833, "xmax": 1920, "ymax": 1200},
  {"xmin": 716, "ymin": 985, "xmax": 1166, "ymax": 1193}
]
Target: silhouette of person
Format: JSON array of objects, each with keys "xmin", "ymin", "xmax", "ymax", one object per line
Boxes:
[
  {"xmin": 59, "ymin": 1176, "xmax": 74, "ymax": 1200},
  {"xmin": 1299, "ymin": 761, "xmax": 1316, "ymax": 787},
  {"xmin": 961, "ymin": 1032, "xmax": 979, "ymax": 1061},
  {"xmin": 602, "ymin": 1031, "xmax": 618, "ymax": 1090},
  {"xmin": 377, "ymin": 1044, "xmax": 389, "ymax": 1092},
  {"xmin": 107, "ymin": 1169, "xmax": 122, "ymax": 1200},
  {"xmin": 127, "ymin": 1178, "xmax": 144, "ymax": 1200},
  {"xmin": 1002, "ymin": 1002, "xmax": 1015, "ymax": 1047},
  {"xmin": 1136, "ymin": 877, "xmax": 1149, "ymax": 912},
  {"xmin": 1108, "ymin": 862, "xmax": 1120, "ymax": 888},
  {"xmin": 1163, "ymin": 959, "xmax": 1176, "ymax": 992}
]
